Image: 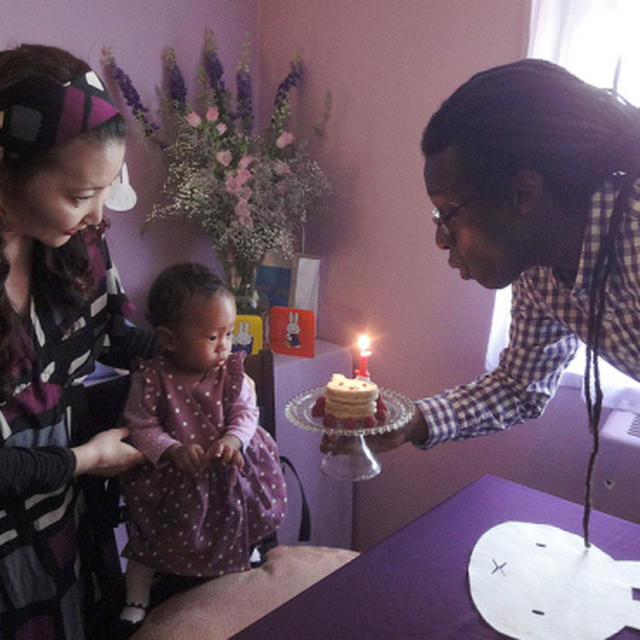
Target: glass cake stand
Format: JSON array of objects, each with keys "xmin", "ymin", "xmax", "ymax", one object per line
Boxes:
[{"xmin": 285, "ymin": 386, "xmax": 416, "ymax": 481}]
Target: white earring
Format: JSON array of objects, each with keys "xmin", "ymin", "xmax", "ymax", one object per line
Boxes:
[{"xmin": 106, "ymin": 162, "xmax": 138, "ymax": 211}]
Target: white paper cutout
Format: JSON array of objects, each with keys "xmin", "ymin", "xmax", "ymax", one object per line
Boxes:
[
  {"xmin": 468, "ymin": 521, "xmax": 640, "ymax": 639},
  {"xmin": 106, "ymin": 162, "xmax": 137, "ymax": 211}
]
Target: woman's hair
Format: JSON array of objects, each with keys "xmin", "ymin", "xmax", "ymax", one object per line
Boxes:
[
  {"xmin": 147, "ymin": 262, "xmax": 231, "ymax": 328},
  {"xmin": 423, "ymin": 58, "xmax": 640, "ymax": 546},
  {"xmin": 0, "ymin": 44, "xmax": 127, "ymax": 401}
]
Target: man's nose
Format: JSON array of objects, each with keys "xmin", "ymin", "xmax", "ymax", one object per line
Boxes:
[{"xmin": 435, "ymin": 224, "xmax": 452, "ymax": 250}]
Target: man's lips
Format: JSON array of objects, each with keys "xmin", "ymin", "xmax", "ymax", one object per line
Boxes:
[{"xmin": 449, "ymin": 258, "xmax": 471, "ymax": 280}]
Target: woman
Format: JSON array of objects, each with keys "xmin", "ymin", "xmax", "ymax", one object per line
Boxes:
[{"xmin": 0, "ymin": 44, "xmax": 155, "ymax": 639}]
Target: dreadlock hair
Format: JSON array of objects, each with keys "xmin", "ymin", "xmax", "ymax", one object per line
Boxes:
[
  {"xmin": 422, "ymin": 59, "xmax": 640, "ymax": 546},
  {"xmin": 0, "ymin": 44, "xmax": 127, "ymax": 402},
  {"xmin": 146, "ymin": 262, "xmax": 232, "ymax": 329}
]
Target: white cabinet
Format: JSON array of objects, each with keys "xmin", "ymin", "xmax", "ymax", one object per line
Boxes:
[{"xmin": 273, "ymin": 340, "xmax": 354, "ymax": 548}]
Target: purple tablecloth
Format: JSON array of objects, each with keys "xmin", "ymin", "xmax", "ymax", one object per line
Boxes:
[{"xmin": 232, "ymin": 474, "xmax": 640, "ymax": 639}]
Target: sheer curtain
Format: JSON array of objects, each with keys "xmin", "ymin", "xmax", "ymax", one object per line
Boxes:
[{"xmin": 485, "ymin": 0, "xmax": 640, "ymax": 411}]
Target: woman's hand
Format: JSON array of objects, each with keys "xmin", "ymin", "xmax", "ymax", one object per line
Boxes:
[
  {"xmin": 205, "ymin": 434, "xmax": 244, "ymax": 470},
  {"xmin": 162, "ymin": 443, "xmax": 206, "ymax": 478},
  {"xmin": 72, "ymin": 427, "xmax": 145, "ymax": 477},
  {"xmin": 319, "ymin": 409, "xmax": 429, "ymax": 454}
]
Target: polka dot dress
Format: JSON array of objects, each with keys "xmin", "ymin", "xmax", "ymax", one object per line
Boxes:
[{"xmin": 120, "ymin": 353, "xmax": 287, "ymax": 577}]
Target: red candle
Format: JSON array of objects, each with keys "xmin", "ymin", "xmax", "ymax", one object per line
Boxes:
[{"xmin": 356, "ymin": 335, "xmax": 371, "ymax": 378}]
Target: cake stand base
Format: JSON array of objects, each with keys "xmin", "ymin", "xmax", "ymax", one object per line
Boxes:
[{"xmin": 320, "ymin": 434, "xmax": 381, "ymax": 481}]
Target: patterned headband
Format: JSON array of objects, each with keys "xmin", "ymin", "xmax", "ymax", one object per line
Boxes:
[{"xmin": 0, "ymin": 70, "xmax": 119, "ymax": 159}]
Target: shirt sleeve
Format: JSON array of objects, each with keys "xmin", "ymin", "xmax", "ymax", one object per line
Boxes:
[
  {"xmin": 414, "ymin": 273, "xmax": 580, "ymax": 448},
  {"xmin": 224, "ymin": 373, "xmax": 260, "ymax": 449},
  {"xmin": 0, "ymin": 446, "xmax": 76, "ymax": 500},
  {"xmin": 120, "ymin": 366, "xmax": 179, "ymax": 465}
]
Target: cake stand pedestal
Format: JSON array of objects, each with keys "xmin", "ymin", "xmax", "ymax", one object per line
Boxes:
[{"xmin": 285, "ymin": 387, "xmax": 415, "ymax": 482}]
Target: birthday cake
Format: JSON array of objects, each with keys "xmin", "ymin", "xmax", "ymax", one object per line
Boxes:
[{"xmin": 312, "ymin": 373, "xmax": 387, "ymax": 428}]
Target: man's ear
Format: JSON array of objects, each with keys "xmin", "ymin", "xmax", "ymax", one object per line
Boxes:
[
  {"xmin": 156, "ymin": 325, "xmax": 177, "ymax": 352},
  {"xmin": 511, "ymin": 169, "xmax": 544, "ymax": 214}
]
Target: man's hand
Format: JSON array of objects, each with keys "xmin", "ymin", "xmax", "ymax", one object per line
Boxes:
[{"xmin": 320, "ymin": 409, "xmax": 428, "ymax": 454}]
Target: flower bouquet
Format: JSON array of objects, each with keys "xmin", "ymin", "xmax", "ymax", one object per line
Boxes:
[{"xmin": 103, "ymin": 30, "xmax": 332, "ymax": 312}]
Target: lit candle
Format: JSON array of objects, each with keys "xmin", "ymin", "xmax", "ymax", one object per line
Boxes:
[{"xmin": 356, "ymin": 334, "xmax": 371, "ymax": 379}]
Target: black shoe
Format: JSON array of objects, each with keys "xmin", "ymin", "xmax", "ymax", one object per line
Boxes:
[
  {"xmin": 116, "ymin": 617, "xmax": 144, "ymax": 639},
  {"xmin": 117, "ymin": 603, "xmax": 147, "ymax": 639}
]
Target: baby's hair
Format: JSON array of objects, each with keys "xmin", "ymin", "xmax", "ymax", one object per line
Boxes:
[{"xmin": 147, "ymin": 262, "xmax": 232, "ymax": 328}]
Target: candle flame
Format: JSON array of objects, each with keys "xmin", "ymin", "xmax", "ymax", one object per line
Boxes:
[{"xmin": 358, "ymin": 334, "xmax": 371, "ymax": 352}]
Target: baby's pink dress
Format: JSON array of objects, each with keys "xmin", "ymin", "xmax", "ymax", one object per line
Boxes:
[{"xmin": 120, "ymin": 352, "xmax": 287, "ymax": 577}]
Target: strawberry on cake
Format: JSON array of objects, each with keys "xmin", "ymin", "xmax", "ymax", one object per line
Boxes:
[{"xmin": 312, "ymin": 373, "xmax": 387, "ymax": 429}]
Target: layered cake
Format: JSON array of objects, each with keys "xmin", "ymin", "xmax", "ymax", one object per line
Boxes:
[{"xmin": 312, "ymin": 373, "xmax": 387, "ymax": 428}]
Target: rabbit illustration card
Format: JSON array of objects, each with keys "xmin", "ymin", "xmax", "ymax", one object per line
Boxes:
[
  {"xmin": 269, "ymin": 306, "xmax": 315, "ymax": 358},
  {"xmin": 232, "ymin": 315, "xmax": 263, "ymax": 356}
]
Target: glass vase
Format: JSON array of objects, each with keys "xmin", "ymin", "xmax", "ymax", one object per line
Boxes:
[{"xmin": 226, "ymin": 260, "xmax": 261, "ymax": 315}]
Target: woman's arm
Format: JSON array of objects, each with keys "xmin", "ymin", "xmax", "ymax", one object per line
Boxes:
[
  {"xmin": 0, "ymin": 446, "xmax": 76, "ymax": 499},
  {"xmin": 0, "ymin": 428, "xmax": 144, "ymax": 500},
  {"xmin": 72, "ymin": 427, "xmax": 144, "ymax": 477}
]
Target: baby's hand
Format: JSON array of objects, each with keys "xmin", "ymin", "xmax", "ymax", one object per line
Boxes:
[
  {"xmin": 163, "ymin": 443, "xmax": 206, "ymax": 477},
  {"xmin": 206, "ymin": 434, "xmax": 244, "ymax": 471}
]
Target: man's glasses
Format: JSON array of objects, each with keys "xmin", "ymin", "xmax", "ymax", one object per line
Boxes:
[{"xmin": 431, "ymin": 194, "xmax": 476, "ymax": 241}]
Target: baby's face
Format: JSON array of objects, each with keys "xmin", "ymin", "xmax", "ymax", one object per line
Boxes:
[{"xmin": 168, "ymin": 293, "xmax": 236, "ymax": 376}]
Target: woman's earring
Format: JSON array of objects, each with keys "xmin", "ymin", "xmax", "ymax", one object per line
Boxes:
[{"xmin": 106, "ymin": 162, "xmax": 137, "ymax": 211}]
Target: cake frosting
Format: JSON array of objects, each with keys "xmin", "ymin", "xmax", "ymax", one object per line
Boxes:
[{"xmin": 312, "ymin": 373, "xmax": 387, "ymax": 428}]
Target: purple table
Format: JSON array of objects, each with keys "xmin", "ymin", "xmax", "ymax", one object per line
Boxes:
[{"xmin": 232, "ymin": 475, "xmax": 640, "ymax": 639}]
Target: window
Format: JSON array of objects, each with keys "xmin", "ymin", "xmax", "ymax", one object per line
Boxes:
[{"xmin": 485, "ymin": 0, "xmax": 640, "ymax": 410}]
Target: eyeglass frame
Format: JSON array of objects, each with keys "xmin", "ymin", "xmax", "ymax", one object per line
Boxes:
[{"xmin": 431, "ymin": 193, "xmax": 477, "ymax": 241}]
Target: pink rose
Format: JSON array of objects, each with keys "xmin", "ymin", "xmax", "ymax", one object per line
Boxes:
[
  {"xmin": 225, "ymin": 170, "xmax": 252, "ymax": 195},
  {"xmin": 239, "ymin": 155, "xmax": 253, "ymax": 169},
  {"xmin": 234, "ymin": 199, "xmax": 253, "ymax": 228},
  {"xmin": 276, "ymin": 131, "xmax": 295, "ymax": 148},
  {"xmin": 216, "ymin": 123, "xmax": 227, "ymax": 135},
  {"xmin": 186, "ymin": 111, "xmax": 202, "ymax": 126},
  {"xmin": 225, "ymin": 174, "xmax": 239, "ymax": 194},
  {"xmin": 236, "ymin": 167, "xmax": 251, "ymax": 186},
  {"xmin": 216, "ymin": 150, "xmax": 233, "ymax": 167},
  {"xmin": 274, "ymin": 161, "xmax": 291, "ymax": 175},
  {"xmin": 205, "ymin": 106, "xmax": 219, "ymax": 122}
]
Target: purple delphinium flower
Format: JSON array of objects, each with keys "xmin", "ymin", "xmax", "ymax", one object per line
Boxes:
[
  {"xmin": 164, "ymin": 48, "xmax": 187, "ymax": 110},
  {"xmin": 104, "ymin": 54, "xmax": 158, "ymax": 135},
  {"xmin": 203, "ymin": 31, "xmax": 231, "ymax": 121},
  {"xmin": 236, "ymin": 68, "xmax": 253, "ymax": 134},
  {"xmin": 274, "ymin": 58, "xmax": 303, "ymax": 109}
]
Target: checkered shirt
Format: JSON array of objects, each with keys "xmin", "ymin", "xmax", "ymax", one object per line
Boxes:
[{"xmin": 415, "ymin": 178, "xmax": 640, "ymax": 448}]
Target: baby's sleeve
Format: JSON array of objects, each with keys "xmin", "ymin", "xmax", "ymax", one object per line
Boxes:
[
  {"xmin": 224, "ymin": 373, "xmax": 260, "ymax": 449},
  {"xmin": 121, "ymin": 364, "xmax": 179, "ymax": 465}
]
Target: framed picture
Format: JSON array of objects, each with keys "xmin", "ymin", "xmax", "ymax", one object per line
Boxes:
[
  {"xmin": 256, "ymin": 264, "xmax": 292, "ymax": 308},
  {"xmin": 269, "ymin": 306, "xmax": 316, "ymax": 358},
  {"xmin": 232, "ymin": 314, "xmax": 263, "ymax": 356},
  {"xmin": 289, "ymin": 254, "xmax": 321, "ymax": 316}
]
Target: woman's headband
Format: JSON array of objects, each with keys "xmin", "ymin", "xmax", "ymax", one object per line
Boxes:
[{"xmin": 0, "ymin": 70, "xmax": 119, "ymax": 159}]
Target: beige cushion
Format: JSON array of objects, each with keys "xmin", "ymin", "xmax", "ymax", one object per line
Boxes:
[{"xmin": 132, "ymin": 545, "xmax": 358, "ymax": 639}]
